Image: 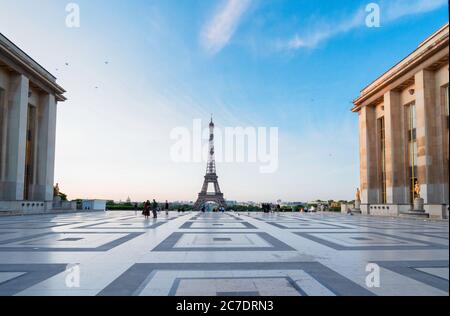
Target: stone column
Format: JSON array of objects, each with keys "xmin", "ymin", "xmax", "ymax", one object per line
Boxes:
[
  {"xmin": 0, "ymin": 74, "xmax": 29, "ymax": 200},
  {"xmin": 384, "ymin": 90, "xmax": 407, "ymax": 204},
  {"xmin": 359, "ymin": 105, "xmax": 378, "ymax": 206},
  {"xmin": 415, "ymin": 70, "xmax": 442, "ymax": 204},
  {"xmin": 0, "ymin": 88, "xmax": 7, "ymax": 182},
  {"xmin": 35, "ymin": 93, "xmax": 57, "ymax": 201}
]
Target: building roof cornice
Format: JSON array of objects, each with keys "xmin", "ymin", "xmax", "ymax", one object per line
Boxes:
[
  {"xmin": 352, "ymin": 23, "xmax": 449, "ymax": 112},
  {"xmin": 0, "ymin": 33, "xmax": 66, "ymax": 102}
]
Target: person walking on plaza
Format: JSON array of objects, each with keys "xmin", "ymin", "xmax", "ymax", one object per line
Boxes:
[
  {"xmin": 152, "ymin": 199, "xmax": 158, "ymax": 219},
  {"xmin": 134, "ymin": 202, "xmax": 138, "ymax": 216},
  {"xmin": 143, "ymin": 200, "xmax": 150, "ymax": 219},
  {"xmin": 165, "ymin": 200, "xmax": 169, "ymax": 216}
]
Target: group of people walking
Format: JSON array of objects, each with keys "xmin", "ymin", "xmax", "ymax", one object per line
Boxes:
[
  {"xmin": 200, "ymin": 205, "xmax": 226, "ymax": 213},
  {"xmin": 142, "ymin": 199, "xmax": 170, "ymax": 219}
]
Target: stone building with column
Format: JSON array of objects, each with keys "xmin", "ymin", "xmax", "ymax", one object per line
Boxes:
[
  {"xmin": 0, "ymin": 34, "xmax": 66, "ymax": 214},
  {"xmin": 352, "ymin": 23, "xmax": 449, "ymax": 219}
]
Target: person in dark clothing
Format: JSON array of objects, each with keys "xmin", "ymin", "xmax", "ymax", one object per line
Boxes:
[
  {"xmin": 152, "ymin": 199, "xmax": 158, "ymax": 218},
  {"xmin": 164, "ymin": 200, "xmax": 169, "ymax": 216},
  {"xmin": 143, "ymin": 200, "xmax": 150, "ymax": 219}
]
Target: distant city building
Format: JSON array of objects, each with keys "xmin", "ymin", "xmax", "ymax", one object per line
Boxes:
[
  {"xmin": 284, "ymin": 202, "xmax": 305, "ymax": 206},
  {"xmin": 0, "ymin": 34, "xmax": 66, "ymax": 214},
  {"xmin": 307, "ymin": 201, "xmax": 329, "ymax": 206},
  {"xmin": 240, "ymin": 201, "xmax": 257, "ymax": 207},
  {"xmin": 352, "ymin": 23, "xmax": 449, "ymax": 219}
]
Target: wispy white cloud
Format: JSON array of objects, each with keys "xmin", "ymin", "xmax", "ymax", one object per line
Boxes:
[
  {"xmin": 282, "ymin": 0, "xmax": 448, "ymax": 51},
  {"xmin": 201, "ymin": 0, "xmax": 252, "ymax": 55},
  {"xmin": 384, "ymin": 0, "xmax": 448, "ymax": 21},
  {"xmin": 285, "ymin": 10, "xmax": 365, "ymax": 50}
]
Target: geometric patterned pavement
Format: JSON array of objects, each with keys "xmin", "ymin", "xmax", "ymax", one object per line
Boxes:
[{"xmin": 0, "ymin": 211, "xmax": 448, "ymax": 296}]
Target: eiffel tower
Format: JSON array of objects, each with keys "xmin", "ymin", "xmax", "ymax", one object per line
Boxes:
[{"xmin": 193, "ymin": 117, "xmax": 227, "ymax": 211}]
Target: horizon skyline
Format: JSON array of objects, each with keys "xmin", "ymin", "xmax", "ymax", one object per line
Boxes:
[
  {"xmin": 0, "ymin": 0, "xmax": 448, "ymax": 202},
  {"xmin": 107, "ymin": 198, "xmax": 350, "ymax": 204}
]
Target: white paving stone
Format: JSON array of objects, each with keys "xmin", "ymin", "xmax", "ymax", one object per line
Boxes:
[{"xmin": 0, "ymin": 211, "xmax": 447, "ymax": 296}]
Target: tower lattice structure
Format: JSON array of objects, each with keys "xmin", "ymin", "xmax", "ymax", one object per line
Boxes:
[{"xmin": 193, "ymin": 117, "xmax": 227, "ymax": 211}]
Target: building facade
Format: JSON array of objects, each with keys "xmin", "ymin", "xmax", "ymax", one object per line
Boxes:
[
  {"xmin": 352, "ymin": 24, "xmax": 449, "ymax": 219},
  {"xmin": 0, "ymin": 34, "xmax": 66, "ymax": 214}
]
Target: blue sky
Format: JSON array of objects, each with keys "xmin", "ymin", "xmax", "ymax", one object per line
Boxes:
[{"xmin": 0, "ymin": 0, "xmax": 448, "ymax": 202}]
